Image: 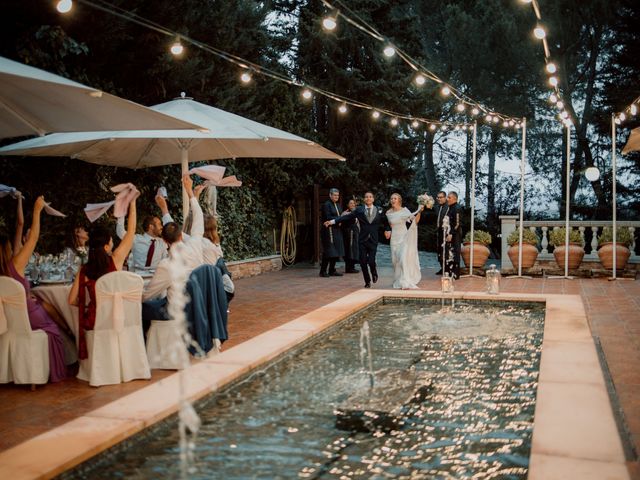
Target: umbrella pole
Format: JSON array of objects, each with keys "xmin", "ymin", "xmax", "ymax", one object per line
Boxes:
[
  {"xmin": 462, "ymin": 121, "xmax": 480, "ymax": 278},
  {"xmin": 514, "ymin": 118, "xmax": 531, "ymax": 279},
  {"xmin": 181, "ymin": 146, "xmax": 189, "ymax": 220},
  {"xmin": 212, "ymin": 186, "xmax": 218, "ymax": 217},
  {"xmin": 611, "ymin": 114, "xmax": 618, "ymax": 280}
]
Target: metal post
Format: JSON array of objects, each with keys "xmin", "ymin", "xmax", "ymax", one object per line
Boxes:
[
  {"xmin": 514, "ymin": 118, "xmax": 531, "ymax": 279},
  {"xmin": 611, "ymin": 114, "xmax": 618, "ymax": 280},
  {"xmin": 180, "ymin": 144, "xmax": 189, "ymax": 221},
  {"xmin": 462, "ymin": 121, "xmax": 480, "ymax": 278},
  {"xmin": 550, "ymin": 123, "xmax": 574, "ymax": 280}
]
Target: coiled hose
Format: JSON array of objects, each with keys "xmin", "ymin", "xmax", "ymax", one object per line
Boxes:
[{"xmin": 280, "ymin": 205, "xmax": 297, "ymax": 266}]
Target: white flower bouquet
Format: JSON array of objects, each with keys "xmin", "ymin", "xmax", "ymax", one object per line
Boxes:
[{"xmin": 417, "ymin": 193, "xmax": 434, "ymax": 209}]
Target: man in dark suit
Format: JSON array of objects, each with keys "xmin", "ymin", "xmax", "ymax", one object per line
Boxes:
[
  {"xmin": 324, "ymin": 191, "xmax": 389, "ymax": 288},
  {"xmin": 443, "ymin": 191, "xmax": 462, "ymax": 279},
  {"xmin": 319, "ymin": 188, "xmax": 345, "ymax": 277},
  {"xmin": 434, "ymin": 191, "xmax": 448, "ymax": 274}
]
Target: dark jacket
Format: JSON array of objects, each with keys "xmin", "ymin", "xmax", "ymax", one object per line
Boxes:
[
  {"xmin": 320, "ymin": 200, "xmax": 345, "ymax": 258},
  {"xmin": 443, "ymin": 203, "xmax": 462, "ymax": 240},
  {"xmin": 333, "ymin": 205, "xmax": 389, "ymax": 246}
]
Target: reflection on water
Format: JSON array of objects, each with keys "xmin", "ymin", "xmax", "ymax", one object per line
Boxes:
[{"xmin": 69, "ymin": 301, "xmax": 544, "ymax": 480}]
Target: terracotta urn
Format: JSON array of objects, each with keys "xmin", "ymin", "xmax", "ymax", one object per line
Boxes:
[
  {"xmin": 553, "ymin": 242, "xmax": 584, "ymax": 270},
  {"xmin": 461, "ymin": 242, "xmax": 490, "ymax": 268},
  {"xmin": 507, "ymin": 243, "xmax": 539, "ymax": 270},
  {"xmin": 598, "ymin": 242, "xmax": 631, "ymax": 270}
]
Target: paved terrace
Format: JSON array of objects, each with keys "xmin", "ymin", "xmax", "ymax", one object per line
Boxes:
[{"xmin": 0, "ymin": 247, "xmax": 639, "ymax": 478}]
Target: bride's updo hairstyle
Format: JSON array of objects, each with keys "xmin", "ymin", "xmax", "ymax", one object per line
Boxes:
[{"xmin": 390, "ymin": 193, "xmax": 402, "ymax": 205}]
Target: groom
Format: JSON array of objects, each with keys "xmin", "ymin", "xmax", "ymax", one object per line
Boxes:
[{"xmin": 324, "ymin": 191, "xmax": 388, "ymax": 288}]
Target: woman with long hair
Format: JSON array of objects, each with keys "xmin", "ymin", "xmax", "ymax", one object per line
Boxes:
[
  {"xmin": 385, "ymin": 193, "xmax": 423, "ymax": 289},
  {"xmin": 0, "ymin": 196, "xmax": 67, "ymax": 382},
  {"xmin": 63, "ymin": 224, "xmax": 89, "ymax": 265},
  {"xmin": 68, "ymin": 199, "xmax": 136, "ymax": 359},
  {"xmin": 202, "ymin": 214, "xmax": 223, "ymax": 264}
]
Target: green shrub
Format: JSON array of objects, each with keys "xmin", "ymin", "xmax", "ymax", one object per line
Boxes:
[
  {"xmin": 548, "ymin": 228, "xmax": 582, "ymax": 247},
  {"xmin": 463, "ymin": 230, "xmax": 491, "ymax": 245},
  {"xmin": 507, "ymin": 229, "xmax": 539, "ymax": 246},
  {"xmin": 598, "ymin": 227, "xmax": 633, "ymax": 247}
]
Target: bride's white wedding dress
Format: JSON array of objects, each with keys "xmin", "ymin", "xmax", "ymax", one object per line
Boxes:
[{"xmin": 386, "ymin": 207, "xmax": 421, "ymax": 289}]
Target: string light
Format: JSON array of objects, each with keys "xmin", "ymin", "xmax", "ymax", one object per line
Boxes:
[
  {"xmin": 240, "ymin": 71, "xmax": 252, "ymax": 83},
  {"xmin": 546, "ymin": 62, "xmax": 557, "ymax": 74},
  {"xmin": 549, "ymin": 94, "xmax": 558, "ymax": 103},
  {"xmin": 548, "ymin": 76, "xmax": 558, "ymax": 87},
  {"xmin": 383, "ymin": 45, "xmax": 396, "ymax": 57},
  {"xmin": 429, "ymin": 124, "xmax": 437, "ymax": 131},
  {"xmin": 56, "ymin": 0, "xmax": 72, "ymax": 13},
  {"xmin": 631, "ymin": 104, "xmax": 637, "ymax": 116},
  {"xmin": 411, "ymin": 120, "xmax": 419, "ymax": 128},
  {"xmin": 533, "ymin": 26, "xmax": 546, "ymax": 39},
  {"xmin": 170, "ymin": 38, "xmax": 184, "ymax": 56},
  {"xmin": 619, "ymin": 112, "xmax": 626, "ymax": 122},
  {"xmin": 441, "ymin": 86, "xmax": 451, "ymax": 96},
  {"xmin": 301, "ymin": 89, "xmax": 313, "ymax": 100},
  {"xmin": 556, "ymin": 100, "xmax": 564, "ymax": 109},
  {"xmin": 471, "ymin": 107, "xmax": 480, "ymax": 116},
  {"xmin": 456, "ymin": 103, "xmax": 466, "ymax": 112},
  {"xmin": 322, "ymin": 16, "xmax": 337, "ymax": 31},
  {"xmin": 485, "ymin": 114, "xmax": 493, "ymax": 122},
  {"xmin": 338, "ymin": 103, "xmax": 348, "ymax": 114},
  {"xmin": 493, "ymin": 116, "xmax": 500, "ymax": 124},
  {"xmin": 414, "ymin": 74, "xmax": 426, "ymax": 86},
  {"xmin": 390, "ymin": 118, "xmax": 399, "ymax": 126},
  {"xmin": 372, "ymin": 110, "xmax": 380, "ymax": 120},
  {"xmin": 613, "ymin": 95, "xmax": 639, "ymax": 125}
]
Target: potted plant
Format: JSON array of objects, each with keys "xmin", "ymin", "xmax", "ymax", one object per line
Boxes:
[
  {"xmin": 548, "ymin": 227, "xmax": 584, "ymax": 269},
  {"xmin": 506, "ymin": 229, "xmax": 540, "ymax": 270},
  {"xmin": 597, "ymin": 227, "xmax": 633, "ymax": 270},
  {"xmin": 461, "ymin": 230, "xmax": 491, "ymax": 268}
]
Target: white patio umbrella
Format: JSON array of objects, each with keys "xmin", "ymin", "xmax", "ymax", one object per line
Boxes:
[
  {"xmin": 0, "ymin": 94, "xmax": 345, "ymax": 216},
  {"xmin": 622, "ymin": 126, "xmax": 640, "ymax": 154},
  {"xmin": 0, "ymin": 56, "xmax": 201, "ymax": 139}
]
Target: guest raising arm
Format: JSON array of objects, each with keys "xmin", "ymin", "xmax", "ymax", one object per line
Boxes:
[
  {"xmin": 12, "ymin": 192, "xmax": 24, "ymax": 254},
  {"xmin": 0, "ymin": 196, "xmax": 68, "ymax": 382}
]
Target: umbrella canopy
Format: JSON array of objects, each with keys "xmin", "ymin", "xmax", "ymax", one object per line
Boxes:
[
  {"xmin": 0, "ymin": 96, "xmax": 345, "ymax": 166},
  {"xmin": 622, "ymin": 127, "xmax": 640, "ymax": 154},
  {"xmin": 0, "ymin": 95, "xmax": 344, "ymax": 216},
  {"xmin": 0, "ymin": 56, "xmax": 202, "ymax": 139}
]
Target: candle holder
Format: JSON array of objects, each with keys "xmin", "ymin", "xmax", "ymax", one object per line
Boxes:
[
  {"xmin": 441, "ymin": 274, "xmax": 455, "ymax": 294},
  {"xmin": 486, "ymin": 264, "xmax": 501, "ymax": 294}
]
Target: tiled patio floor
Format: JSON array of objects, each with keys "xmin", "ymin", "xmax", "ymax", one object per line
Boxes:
[{"xmin": 1, "ymin": 249, "xmax": 638, "ymax": 478}]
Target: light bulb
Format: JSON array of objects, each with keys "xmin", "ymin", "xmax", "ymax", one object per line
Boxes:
[
  {"xmin": 429, "ymin": 124, "xmax": 436, "ymax": 131},
  {"xmin": 503, "ymin": 121, "xmax": 509, "ymax": 127},
  {"xmin": 549, "ymin": 76, "xmax": 558, "ymax": 86},
  {"xmin": 170, "ymin": 40, "xmax": 184, "ymax": 56},
  {"xmin": 471, "ymin": 107, "xmax": 480, "ymax": 116},
  {"xmin": 322, "ymin": 16, "xmax": 337, "ymax": 31},
  {"xmin": 390, "ymin": 118, "xmax": 399, "ymax": 127},
  {"xmin": 301, "ymin": 89, "xmax": 313, "ymax": 100},
  {"xmin": 534, "ymin": 26, "xmax": 546, "ymax": 39},
  {"xmin": 585, "ymin": 167, "xmax": 600, "ymax": 182},
  {"xmin": 556, "ymin": 101, "xmax": 564, "ymax": 109},
  {"xmin": 411, "ymin": 120, "xmax": 419, "ymax": 128},
  {"xmin": 440, "ymin": 124, "xmax": 448, "ymax": 131},
  {"xmin": 383, "ymin": 45, "xmax": 396, "ymax": 57},
  {"xmin": 493, "ymin": 116, "xmax": 500, "ymax": 124},
  {"xmin": 615, "ymin": 117, "xmax": 622, "ymax": 125},
  {"xmin": 338, "ymin": 104, "xmax": 347, "ymax": 114},
  {"xmin": 454, "ymin": 125, "xmax": 460, "ymax": 131},
  {"xmin": 485, "ymin": 114, "xmax": 493, "ymax": 122},
  {"xmin": 631, "ymin": 104, "xmax": 638, "ymax": 116},
  {"xmin": 414, "ymin": 74, "xmax": 426, "ymax": 86},
  {"xmin": 56, "ymin": 0, "xmax": 72, "ymax": 13},
  {"xmin": 515, "ymin": 123, "xmax": 522, "ymax": 129},
  {"xmin": 549, "ymin": 94, "xmax": 558, "ymax": 103},
  {"xmin": 619, "ymin": 112, "xmax": 626, "ymax": 122},
  {"xmin": 441, "ymin": 86, "xmax": 451, "ymax": 96},
  {"xmin": 372, "ymin": 110, "xmax": 380, "ymax": 119},
  {"xmin": 456, "ymin": 103, "xmax": 465, "ymax": 112},
  {"xmin": 546, "ymin": 63, "xmax": 557, "ymax": 74},
  {"xmin": 240, "ymin": 72, "xmax": 252, "ymax": 83},
  {"xmin": 509, "ymin": 120, "xmax": 515, "ymax": 126},
  {"xmin": 462, "ymin": 125, "xmax": 468, "ymax": 131},
  {"xmin": 561, "ymin": 111, "xmax": 569, "ymax": 119}
]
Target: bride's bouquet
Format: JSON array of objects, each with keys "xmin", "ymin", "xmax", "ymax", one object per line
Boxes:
[{"xmin": 417, "ymin": 193, "xmax": 434, "ymax": 209}]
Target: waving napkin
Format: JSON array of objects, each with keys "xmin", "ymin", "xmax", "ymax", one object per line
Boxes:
[
  {"xmin": 44, "ymin": 202, "xmax": 66, "ymax": 217},
  {"xmin": 0, "ymin": 184, "xmax": 21, "ymax": 199},
  {"xmin": 204, "ymin": 175, "xmax": 242, "ymax": 188},
  {"xmin": 189, "ymin": 165, "xmax": 226, "ymax": 182},
  {"xmin": 84, "ymin": 183, "xmax": 139, "ymax": 223}
]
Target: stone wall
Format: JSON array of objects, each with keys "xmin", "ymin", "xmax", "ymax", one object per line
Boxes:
[{"xmin": 227, "ymin": 255, "xmax": 282, "ymax": 280}]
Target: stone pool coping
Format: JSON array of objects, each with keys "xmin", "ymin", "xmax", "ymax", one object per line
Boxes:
[{"xmin": 0, "ymin": 290, "xmax": 630, "ymax": 480}]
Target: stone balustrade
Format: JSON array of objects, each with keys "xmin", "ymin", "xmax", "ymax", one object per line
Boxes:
[{"xmin": 500, "ymin": 216, "xmax": 640, "ymax": 269}]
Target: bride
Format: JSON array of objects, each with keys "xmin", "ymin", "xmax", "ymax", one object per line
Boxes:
[{"xmin": 385, "ymin": 193, "xmax": 424, "ymax": 289}]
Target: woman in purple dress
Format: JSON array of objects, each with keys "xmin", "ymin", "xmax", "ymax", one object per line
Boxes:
[{"xmin": 0, "ymin": 196, "xmax": 67, "ymax": 383}]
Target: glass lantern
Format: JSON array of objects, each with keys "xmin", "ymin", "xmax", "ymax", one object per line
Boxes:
[
  {"xmin": 441, "ymin": 274, "xmax": 455, "ymax": 294},
  {"xmin": 486, "ymin": 264, "xmax": 501, "ymax": 294}
]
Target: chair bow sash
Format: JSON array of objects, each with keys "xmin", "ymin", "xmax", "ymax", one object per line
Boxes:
[
  {"xmin": 0, "ymin": 293, "xmax": 25, "ymax": 335},
  {"xmin": 97, "ymin": 288, "xmax": 141, "ymax": 332}
]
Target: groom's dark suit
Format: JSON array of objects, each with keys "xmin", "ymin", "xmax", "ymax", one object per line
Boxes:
[{"xmin": 331, "ymin": 205, "xmax": 389, "ymax": 286}]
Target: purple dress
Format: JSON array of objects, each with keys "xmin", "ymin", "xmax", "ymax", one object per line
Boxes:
[{"xmin": 8, "ymin": 263, "xmax": 67, "ymax": 383}]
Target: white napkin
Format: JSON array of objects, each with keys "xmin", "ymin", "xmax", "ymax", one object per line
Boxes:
[
  {"xmin": 0, "ymin": 184, "xmax": 21, "ymax": 199},
  {"xmin": 84, "ymin": 201, "xmax": 115, "ymax": 223},
  {"xmin": 189, "ymin": 165, "xmax": 226, "ymax": 182},
  {"xmin": 83, "ymin": 183, "xmax": 139, "ymax": 222},
  {"xmin": 204, "ymin": 175, "xmax": 242, "ymax": 188},
  {"xmin": 43, "ymin": 202, "xmax": 66, "ymax": 217}
]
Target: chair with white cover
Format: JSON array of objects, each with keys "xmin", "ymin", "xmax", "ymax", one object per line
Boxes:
[
  {"xmin": 146, "ymin": 319, "xmax": 189, "ymax": 370},
  {"xmin": 0, "ymin": 277, "xmax": 49, "ymax": 385},
  {"xmin": 77, "ymin": 271, "xmax": 150, "ymax": 386}
]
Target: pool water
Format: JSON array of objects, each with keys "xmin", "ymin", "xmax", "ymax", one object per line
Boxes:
[{"xmin": 70, "ymin": 300, "xmax": 545, "ymax": 479}]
